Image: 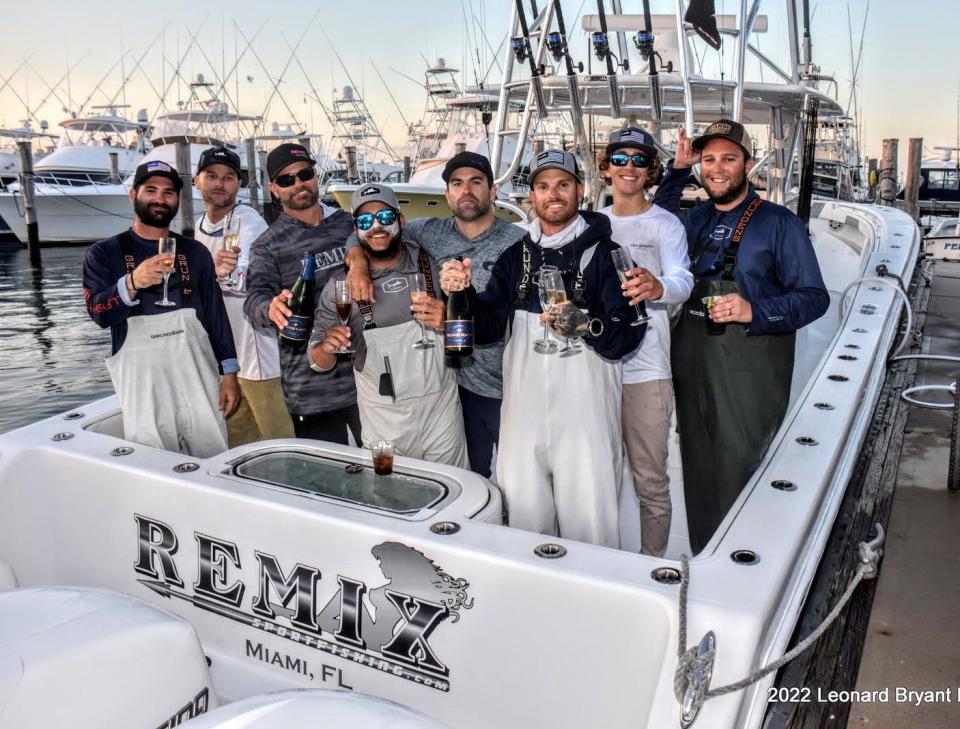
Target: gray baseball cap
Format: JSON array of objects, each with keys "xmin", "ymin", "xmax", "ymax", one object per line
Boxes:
[
  {"xmin": 528, "ymin": 149, "xmax": 582, "ymax": 184},
  {"xmin": 350, "ymin": 183, "xmax": 400, "ymax": 215},
  {"xmin": 606, "ymin": 126, "xmax": 657, "ymax": 156},
  {"xmin": 692, "ymin": 119, "xmax": 753, "ymax": 158}
]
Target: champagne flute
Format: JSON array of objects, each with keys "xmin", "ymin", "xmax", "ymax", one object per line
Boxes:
[
  {"xmin": 410, "ymin": 273, "xmax": 435, "ymax": 349},
  {"xmin": 334, "ymin": 280, "xmax": 354, "ymax": 354},
  {"xmin": 533, "ymin": 265, "xmax": 559, "ymax": 354},
  {"xmin": 219, "ymin": 212, "xmax": 242, "ymax": 290},
  {"xmin": 610, "ymin": 247, "xmax": 651, "ymax": 325},
  {"xmin": 541, "ymin": 270, "xmax": 581, "ymax": 355},
  {"xmin": 156, "ymin": 237, "xmax": 177, "ymax": 307}
]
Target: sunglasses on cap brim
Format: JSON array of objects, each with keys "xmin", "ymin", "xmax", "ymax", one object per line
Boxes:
[
  {"xmin": 354, "ymin": 209, "xmax": 398, "ymax": 231},
  {"xmin": 609, "ymin": 152, "xmax": 653, "ymax": 168},
  {"xmin": 273, "ymin": 167, "xmax": 317, "ymax": 188}
]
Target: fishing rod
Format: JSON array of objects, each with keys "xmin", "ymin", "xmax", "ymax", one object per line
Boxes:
[
  {"xmin": 593, "ymin": 0, "xmax": 621, "ymax": 118},
  {"xmin": 149, "ymin": 16, "xmax": 211, "ymax": 123},
  {"xmin": 546, "ymin": 0, "xmax": 583, "ymax": 120},
  {"xmin": 633, "ymin": 0, "xmax": 663, "ymax": 120},
  {"xmin": 512, "ymin": 0, "xmax": 548, "ymax": 119}
]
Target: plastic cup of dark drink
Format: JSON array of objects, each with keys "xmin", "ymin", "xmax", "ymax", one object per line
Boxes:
[
  {"xmin": 371, "ymin": 441, "xmax": 394, "ymax": 475},
  {"xmin": 701, "ymin": 296, "xmax": 727, "ymax": 336}
]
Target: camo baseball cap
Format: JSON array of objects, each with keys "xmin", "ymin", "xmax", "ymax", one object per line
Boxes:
[
  {"xmin": 692, "ymin": 119, "xmax": 753, "ymax": 158},
  {"xmin": 528, "ymin": 148, "xmax": 582, "ymax": 184}
]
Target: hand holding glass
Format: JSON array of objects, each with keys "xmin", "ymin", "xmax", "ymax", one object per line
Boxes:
[
  {"xmin": 533, "ymin": 266, "xmax": 559, "ymax": 354},
  {"xmin": 541, "ymin": 270, "xmax": 581, "ymax": 354},
  {"xmin": 156, "ymin": 237, "xmax": 177, "ymax": 307},
  {"xmin": 219, "ymin": 213, "xmax": 242, "ymax": 289},
  {"xmin": 610, "ymin": 248, "xmax": 651, "ymax": 326},
  {"xmin": 410, "ymin": 273, "xmax": 435, "ymax": 349},
  {"xmin": 334, "ymin": 280, "xmax": 354, "ymax": 354}
]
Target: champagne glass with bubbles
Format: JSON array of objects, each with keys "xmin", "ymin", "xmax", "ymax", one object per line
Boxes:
[
  {"xmin": 410, "ymin": 273, "xmax": 435, "ymax": 349},
  {"xmin": 533, "ymin": 265, "xmax": 559, "ymax": 354},
  {"xmin": 334, "ymin": 280, "xmax": 354, "ymax": 354},
  {"xmin": 219, "ymin": 212, "xmax": 242, "ymax": 290},
  {"xmin": 157, "ymin": 237, "xmax": 177, "ymax": 307},
  {"xmin": 541, "ymin": 269, "xmax": 581, "ymax": 355},
  {"xmin": 610, "ymin": 247, "xmax": 651, "ymax": 325}
]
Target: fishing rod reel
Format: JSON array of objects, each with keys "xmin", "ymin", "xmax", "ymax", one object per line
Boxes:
[
  {"xmin": 511, "ymin": 37, "xmax": 530, "ymax": 63},
  {"xmin": 633, "ymin": 30, "xmax": 674, "ymax": 72},
  {"xmin": 591, "ymin": 32, "xmax": 628, "ymax": 70},
  {"xmin": 545, "ymin": 32, "xmax": 583, "ymax": 70}
]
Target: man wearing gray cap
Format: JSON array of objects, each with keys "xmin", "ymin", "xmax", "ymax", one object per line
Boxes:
[
  {"xmin": 343, "ymin": 151, "xmax": 522, "ymax": 478},
  {"xmin": 244, "ymin": 143, "xmax": 360, "ymax": 445},
  {"xmin": 440, "ymin": 149, "xmax": 643, "ymax": 548},
  {"xmin": 309, "ymin": 183, "xmax": 468, "ymax": 466},
  {"xmin": 600, "ymin": 126, "xmax": 693, "ymax": 557},
  {"xmin": 654, "ymin": 120, "xmax": 829, "ymax": 553}
]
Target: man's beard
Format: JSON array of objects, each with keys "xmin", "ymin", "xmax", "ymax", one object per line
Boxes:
[
  {"xmin": 200, "ymin": 187, "xmax": 236, "ymax": 211},
  {"xmin": 537, "ymin": 200, "xmax": 578, "ymax": 228},
  {"xmin": 283, "ymin": 188, "xmax": 318, "ymax": 210},
  {"xmin": 452, "ymin": 194, "xmax": 491, "ymax": 222},
  {"xmin": 705, "ymin": 170, "xmax": 749, "ymax": 206},
  {"xmin": 359, "ymin": 227, "xmax": 403, "ymax": 261},
  {"xmin": 134, "ymin": 197, "xmax": 178, "ymax": 227}
]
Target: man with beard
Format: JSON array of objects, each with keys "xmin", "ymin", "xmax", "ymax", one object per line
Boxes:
[
  {"xmin": 309, "ymin": 183, "xmax": 468, "ymax": 466},
  {"xmin": 193, "ymin": 147, "xmax": 294, "ymax": 446},
  {"xmin": 82, "ymin": 160, "xmax": 239, "ymax": 457},
  {"xmin": 440, "ymin": 150, "xmax": 642, "ymax": 547},
  {"xmin": 344, "ymin": 151, "xmax": 521, "ymax": 477},
  {"xmin": 244, "ymin": 143, "xmax": 359, "ymax": 445},
  {"xmin": 653, "ymin": 120, "xmax": 829, "ymax": 553}
]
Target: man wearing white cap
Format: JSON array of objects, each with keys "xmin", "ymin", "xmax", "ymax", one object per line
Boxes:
[{"xmin": 440, "ymin": 149, "xmax": 643, "ymax": 547}]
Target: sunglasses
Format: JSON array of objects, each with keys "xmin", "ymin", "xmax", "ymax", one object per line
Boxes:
[
  {"xmin": 609, "ymin": 152, "xmax": 653, "ymax": 168},
  {"xmin": 273, "ymin": 167, "xmax": 316, "ymax": 188},
  {"xmin": 354, "ymin": 208, "xmax": 398, "ymax": 231}
]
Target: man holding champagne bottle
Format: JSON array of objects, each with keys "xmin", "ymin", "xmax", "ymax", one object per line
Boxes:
[
  {"xmin": 344, "ymin": 151, "xmax": 521, "ymax": 478},
  {"xmin": 439, "ymin": 150, "xmax": 643, "ymax": 548},
  {"xmin": 193, "ymin": 147, "xmax": 294, "ymax": 446},
  {"xmin": 309, "ymin": 184, "xmax": 468, "ymax": 467},
  {"xmin": 82, "ymin": 160, "xmax": 239, "ymax": 457},
  {"xmin": 244, "ymin": 143, "xmax": 360, "ymax": 445}
]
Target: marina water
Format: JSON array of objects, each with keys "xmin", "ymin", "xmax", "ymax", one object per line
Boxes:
[{"xmin": 0, "ymin": 244, "xmax": 113, "ymax": 433}]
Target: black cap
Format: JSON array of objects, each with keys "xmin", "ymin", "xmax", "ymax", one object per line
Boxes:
[
  {"xmin": 132, "ymin": 160, "xmax": 183, "ymax": 192},
  {"xmin": 605, "ymin": 127, "xmax": 657, "ymax": 156},
  {"xmin": 197, "ymin": 146, "xmax": 243, "ymax": 177},
  {"xmin": 442, "ymin": 151, "xmax": 494, "ymax": 186},
  {"xmin": 266, "ymin": 143, "xmax": 316, "ymax": 181},
  {"xmin": 692, "ymin": 119, "xmax": 753, "ymax": 158}
]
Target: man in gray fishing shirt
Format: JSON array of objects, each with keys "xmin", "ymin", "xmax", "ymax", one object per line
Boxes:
[
  {"xmin": 244, "ymin": 143, "xmax": 359, "ymax": 445},
  {"xmin": 346, "ymin": 151, "xmax": 522, "ymax": 477}
]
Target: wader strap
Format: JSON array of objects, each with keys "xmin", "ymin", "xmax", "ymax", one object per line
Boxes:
[
  {"xmin": 571, "ymin": 243, "xmax": 598, "ymax": 308},
  {"xmin": 118, "ymin": 231, "xmax": 193, "ymax": 307},
  {"xmin": 417, "ymin": 248, "xmax": 436, "ymax": 298},
  {"xmin": 722, "ymin": 198, "xmax": 763, "ymax": 281},
  {"xmin": 357, "ymin": 299, "xmax": 377, "ymax": 330},
  {"xmin": 515, "ymin": 240, "xmax": 533, "ymax": 305}
]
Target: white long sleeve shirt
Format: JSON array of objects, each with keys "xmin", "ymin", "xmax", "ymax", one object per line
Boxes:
[{"xmin": 601, "ymin": 203, "xmax": 693, "ymax": 384}]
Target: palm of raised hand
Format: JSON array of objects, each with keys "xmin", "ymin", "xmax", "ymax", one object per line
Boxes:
[{"xmin": 673, "ymin": 127, "xmax": 701, "ymax": 169}]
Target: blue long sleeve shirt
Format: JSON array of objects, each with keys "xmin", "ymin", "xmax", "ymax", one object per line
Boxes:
[
  {"xmin": 653, "ymin": 166, "xmax": 829, "ymax": 335},
  {"xmin": 82, "ymin": 229, "xmax": 238, "ymax": 373}
]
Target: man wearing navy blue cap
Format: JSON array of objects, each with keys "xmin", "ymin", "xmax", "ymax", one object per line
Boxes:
[
  {"xmin": 82, "ymin": 159, "xmax": 239, "ymax": 457},
  {"xmin": 654, "ymin": 120, "xmax": 829, "ymax": 553}
]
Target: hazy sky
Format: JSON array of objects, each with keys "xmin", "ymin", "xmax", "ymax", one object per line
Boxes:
[{"xmin": 1, "ymin": 0, "xmax": 956, "ymax": 164}]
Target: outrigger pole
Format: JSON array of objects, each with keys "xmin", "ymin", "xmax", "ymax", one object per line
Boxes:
[{"xmin": 514, "ymin": 0, "xmax": 548, "ymax": 119}]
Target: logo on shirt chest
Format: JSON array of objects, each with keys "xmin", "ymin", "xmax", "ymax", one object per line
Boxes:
[{"xmin": 710, "ymin": 224, "xmax": 732, "ymax": 242}]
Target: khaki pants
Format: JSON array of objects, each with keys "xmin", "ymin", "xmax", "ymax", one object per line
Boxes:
[
  {"xmin": 623, "ymin": 379, "xmax": 674, "ymax": 556},
  {"xmin": 226, "ymin": 377, "xmax": 295, "ymax": 447}
]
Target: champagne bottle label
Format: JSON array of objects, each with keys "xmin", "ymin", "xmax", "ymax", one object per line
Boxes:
[
  {"xmin": 280, "ymin": 314, "xmax": 313, "ymax": 342},
  {"xmin": 444, "ymin": 319, "xmax": 473, "ymax": 348}
]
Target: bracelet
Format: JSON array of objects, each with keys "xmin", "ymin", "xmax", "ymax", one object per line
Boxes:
[{"xmin": 127, "ymin": 274, "xmax": 139, "ymax": 294}]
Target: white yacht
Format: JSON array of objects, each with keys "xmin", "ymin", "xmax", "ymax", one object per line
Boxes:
[
  {"xmin": 0, "ymin": 109, "xmax": 149, "ymax": 243},
  {"xmin": 0, "ymin": 4, "xmax": 921, "ymax": 729}
]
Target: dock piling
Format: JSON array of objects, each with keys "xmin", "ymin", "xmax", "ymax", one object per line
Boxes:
[
  {"xmin": 903, "ymin": 138, "xmax": 923, "ymax": 221},
  {"xmin": 108, "ymin": 152, "xmax": 120, "ymax": 184},
  {"xmin": 175, "ymin": 142, "xmax": 195, "ymax": 238},
  {"xmin": 244, "ymin": 138, "xmax": 261, "ymax": 215},
  {"xmin": 878, "ymin": 139, "xmax": 898, "ymax": 207},
  {"xmin": 16, "ymin": 141, "xmax": 41, "ymax": 267}
]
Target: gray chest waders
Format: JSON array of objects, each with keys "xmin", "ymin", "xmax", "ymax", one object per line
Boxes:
[{"xmin": 670, "ymin": 199, "xmax": 795, "ymax": 553}]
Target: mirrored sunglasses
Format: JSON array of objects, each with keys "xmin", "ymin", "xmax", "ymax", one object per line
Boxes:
[
  {"xmin": 274, "ymin": 167, "xmax": 317, "ymax": 188},
  {"xmin": 354, "ymin": 208, "xmax": 398, "ymax": 231},
  {"xmin": 609, "ymin": 152, "xmax": 653, "ymax": 168}
]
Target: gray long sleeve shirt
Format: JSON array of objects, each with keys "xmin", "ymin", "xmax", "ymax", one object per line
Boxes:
[{"xmin": 244, "ymin": 206, "xmax": 357, "ymax": 415}]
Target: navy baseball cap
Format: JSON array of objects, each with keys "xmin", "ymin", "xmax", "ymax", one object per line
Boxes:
[
  {"xmin": 132, "ymin": 160, "xmax": 183, "ymax": 191},
  {"xmin": 442, "ymin": 151, "xmax": 494, "ymax": 186},
  {"xmin": 266, "ymin": 143, "xmax": 316, "ymax": 181},
  {"xmin": 606, "ymin": 127, "xmax": 657, "ymax": 156}
]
